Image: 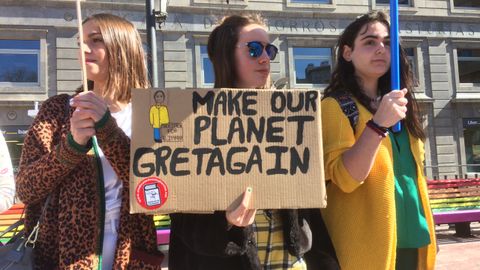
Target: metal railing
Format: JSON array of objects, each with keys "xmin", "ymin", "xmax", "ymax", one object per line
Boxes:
[{"xmin": 424, "ymin": 163, "xmax": 480, "ymax": 180}]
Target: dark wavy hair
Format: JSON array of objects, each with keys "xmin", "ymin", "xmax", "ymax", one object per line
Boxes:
[
  {"xmin": 207, "ymin": 14, "xmax": 270, "ymax": 89},
  {"xmin": 324, "ymin": 10, "xmax": 425, "ymax": 139}
]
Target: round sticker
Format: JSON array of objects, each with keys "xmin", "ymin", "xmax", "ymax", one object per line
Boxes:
[{"xmin": 135, "ymin": 177, "xmax": 168, "ymax": 210}]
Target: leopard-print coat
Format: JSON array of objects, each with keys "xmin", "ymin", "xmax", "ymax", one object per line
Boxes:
[{"xmin": 16, "ymin": 94, "xmax": 163, "ymax": 270}]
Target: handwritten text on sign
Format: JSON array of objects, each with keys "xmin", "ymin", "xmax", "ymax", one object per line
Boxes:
[{"xmin": 132, "ymin": 90, "xmax": 319, "ymax": 177}]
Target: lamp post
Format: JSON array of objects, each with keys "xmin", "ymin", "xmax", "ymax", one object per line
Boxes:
[{"xmin": 146, "ymin": 0, "xmax": 168, "ymax": 88}]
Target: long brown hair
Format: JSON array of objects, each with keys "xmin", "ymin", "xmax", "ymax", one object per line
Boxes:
[
  {"xmin": 207, "ymin": 14, "xmax": 270, "ymax": 89},
  {"xmin": 81, "ymin": 13, "xmax": 149, "ymax": 102},
  {"xmin": 324, "ymin": 10, "xmax": 425, "ymax": 139}
]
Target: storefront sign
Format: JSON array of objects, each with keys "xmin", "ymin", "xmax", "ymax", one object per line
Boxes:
[
  {"xmin": 463, "ymin": 118, "xmax": 480, "ymax": 128},
  {"xmin": 0, "ymin": 125, "xmax": 29, "ymax": 140},
  {"xmin": 161, "ymin": 13, "xmax": 479, "ymax": 39}
]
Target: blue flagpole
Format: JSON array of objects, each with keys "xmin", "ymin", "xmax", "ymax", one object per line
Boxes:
[{"xmin": 390, "ymin": 0, "xmax": 402, "ymax": 132}]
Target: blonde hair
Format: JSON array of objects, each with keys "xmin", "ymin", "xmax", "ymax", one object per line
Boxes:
[{"xmin": 82, "ymin": 13, "xmax": 149, "ymax": 102}]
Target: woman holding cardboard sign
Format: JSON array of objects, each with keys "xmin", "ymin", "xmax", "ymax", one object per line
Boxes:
[
  {"xmin": 320, "ymin": 11, "xmax": 436, "ymax": 270},
  {"xmin": 16, "ymin": 13, "xmax": 163, "ymax": 269},
  {"xmin": 168, "ymin": 14, "xmax": 339, "ymax": 270}
]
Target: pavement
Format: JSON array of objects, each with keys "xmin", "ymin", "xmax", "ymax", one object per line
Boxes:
[
  {"xmin": 160, "ymin": 222, "xmax": 480, "ymax": 269},
  {"xmin": 435, "ymin": 222, "xmax": 480, "ymax": 270}
]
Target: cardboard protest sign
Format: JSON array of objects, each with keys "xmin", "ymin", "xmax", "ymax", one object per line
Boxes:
[{"xmin": 130, "ymin": 88, "xmax": 326, "ymax": 214}]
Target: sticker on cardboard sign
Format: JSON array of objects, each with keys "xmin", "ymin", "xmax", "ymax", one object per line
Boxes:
[{"xmin": 135, "ymin": 177, "xmax": 168, "ymax": 210}]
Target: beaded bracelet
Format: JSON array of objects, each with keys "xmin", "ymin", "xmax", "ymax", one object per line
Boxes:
[{"xmin": 366, "ymin": 119, "xmax": 389, "ymax": 138}]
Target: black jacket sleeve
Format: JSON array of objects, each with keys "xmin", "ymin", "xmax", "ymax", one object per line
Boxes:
[
  {"xmin": 170, "ymin": 211, "xmax": 253, "ymax": 257},
  {"xmin": 304, "ymin": 209, "xmax": 340, "ymax": 270}
]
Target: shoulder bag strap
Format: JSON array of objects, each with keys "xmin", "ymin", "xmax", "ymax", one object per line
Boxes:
[
  {"xmin": 25, "ymin": 195, "xmax": 52, "ymax": 248},
  {"xmin": 329, "ymin": 91, "xmax": 359, "ymax": 132}
]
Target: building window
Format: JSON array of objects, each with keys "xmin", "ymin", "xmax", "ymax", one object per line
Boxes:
[
  {"xmin": 457, "ymin": 49, "xmax": 480, "ymax": 84},
  {"xmin": 463, "ymin": 118, "xmax": 480, "ymax": 173},
  {"xmin": 193, "ymin": 0, "xmax": 247, "ymax": 5},
  {"xmin": 291, "ymin": 0, "xmax": 330, "ymax": 3},
  {"xmin": 404, "ymin": 47, "xmax": 419, "ymax": 86},
  {"xmin": 453, "ymin": 0, "xmax": 480, "ymax": 8},
  {"xmin": 293, "ymin": 47, "xmax": 332, "ymax": 85},
  {"xmin": 0, "ymin": 40, "xmax": 40, "ymax": 85},
  {"xmin": 376, "ymin": 0, "xmax": 410, "ymax": 5},
  {"xmin": 200, "ymin": 46, "xmax": 214, "ymax": 87},
  {"xmin": 287, "ymin": 0, "xmax": 335, "ymax": 8}
]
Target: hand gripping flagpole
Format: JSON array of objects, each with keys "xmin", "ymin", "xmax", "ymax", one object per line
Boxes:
[
  {"xmin": 76, "ymin": 0, "xmax": 88, "ymax": 93},
  {"xmin": 390, "ymin": 0, "xmax": 402, "ymax": 133},
  {"xmin": 76, "ymin": 0, "xmax": 101, "ymax": 160}
]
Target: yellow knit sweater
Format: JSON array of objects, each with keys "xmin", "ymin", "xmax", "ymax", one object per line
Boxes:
[{"xmin": 321, "ymin": 97, "xmax": 437, "ymax": 270}]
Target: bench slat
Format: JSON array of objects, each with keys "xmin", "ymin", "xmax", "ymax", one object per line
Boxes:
[
  {"xmin": 428, "ymin": 186, "xmax": 480, "ymax": 194},
  {"xmin": 153, "ymin": 215, "xmax": 171, "ymax": 230},
  {"xmin": 433, "ymin": 206, "xmax": 480, "ymax": 212},
  {"xmin": 427, "ymin": 179, "xmax": 480, "ymax": 185},
  {"xmin": 430, "ymin": 196, "xmax": 480, "ymax": 204},
  {"xmin": 429, "ymin": 191, "xmax": 480, "ymax": 199},
  {"xmin": 428, "ymin": 184, "xmax": 480, "ymax": 190},
  {"xmin": 0, "ymin": 209, "xmax": 24, "ymax": 215},
  {"xmin": 433, "ymin": 209, "xmax": 480, "ymax": 224},
  {"xmin": 156, "ymin": 229, "xmax": 171, "ymax": 245},
  {"xmin": 431, "ymin": 203, "xmax": 480, "ymax": 209}
]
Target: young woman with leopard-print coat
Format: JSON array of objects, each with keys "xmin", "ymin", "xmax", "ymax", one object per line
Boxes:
[{"xmin": 16, "ymin": 14, "xmax": 163, "ymax": 270}]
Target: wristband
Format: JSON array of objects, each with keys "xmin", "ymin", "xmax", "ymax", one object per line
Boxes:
[
  {"xmin": 369, "ymin": 119, "xmax": 388, "ymax": 131},
  {"xmin": 67, "ymin": 133, "xmax": 92, "ymax": 153},
  {"xmin": 94, "ymin": 109, "xmax": 111, "ymax": 130},
  {"xmin": 366, "ymin": 119, "xmax": 389, "ymax": 138}
]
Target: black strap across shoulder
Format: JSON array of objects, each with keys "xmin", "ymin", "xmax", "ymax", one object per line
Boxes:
[{"xmin": 328, "ymin": 91, "xmax": 359, "ymax": 132}]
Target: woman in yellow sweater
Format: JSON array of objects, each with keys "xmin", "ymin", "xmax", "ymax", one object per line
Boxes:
[{"xmin": 321, "ymin": 11, "xmax": 437, "ymax": 270}]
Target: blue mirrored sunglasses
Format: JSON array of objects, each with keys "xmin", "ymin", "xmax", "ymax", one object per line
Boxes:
[{"xmin": 242, "ymin": 41, "xmax": 278, "ymax": 60}]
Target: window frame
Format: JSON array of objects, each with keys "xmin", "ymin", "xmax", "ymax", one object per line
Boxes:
[
  {"xmin": 456, "ymin": 116, "xmax": 480, "ymax": 177},
  {"xmin": 456, "ymin": 48, "xmax": 480, "ymax": 85},
  {"xmin": 194, "ymin": 36, "xmax": 214, "ymax": 88},
  {"xmin": 371, "ymin": 0, "xmax": 422, "ymax": 13},
  {"xmin": 402, "ymin": 39, "xmax": 427, "ymax": 95},
  {"xmin": 449, "ymin": 0, "xmax": 480, "ymax": 15},
  {"xmin": 375, "ymin": 0, "xmax": 411, "ymax": 5},
  {"xmin": 404, "ymin": 47, "xmax": 418, "ymax": 86},
  {"xmin": 291, "ymin": 47, "xmax": 333, "ymax": 87},
  {"xmin": 452, "ymin": 42, "xmax": 480, "ymax": 93},
  {"xmin": 199, "ymin": 45, "xmax": 214, "ymax": 88},
  {"xmin": 287, "ymin": 37, "xmax": 336, "ymax": 90},
  {"xmin": 192, "ymin": 0, "xmax": 247, "ymax": 7},
  {"xmin": 0, "ymin": 47, "xmax": 40, "ymax": 86},
  {"xmin": 0, "ymin": 29, "xmax": 47, "ymax": 99},
  {"xmin": 286, "ymin": 0, "xmax": 336, "ymax": 10}
]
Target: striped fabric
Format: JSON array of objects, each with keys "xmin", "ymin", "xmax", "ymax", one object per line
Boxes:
[{"xmin": 253, "ymin": 210, "xmax": 307, "ymax": 270}]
